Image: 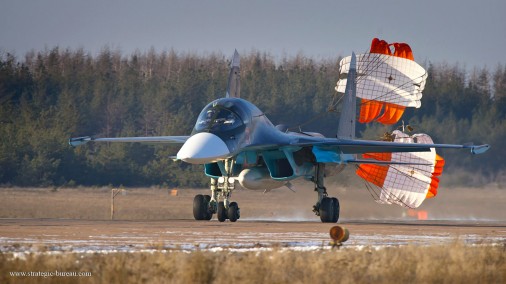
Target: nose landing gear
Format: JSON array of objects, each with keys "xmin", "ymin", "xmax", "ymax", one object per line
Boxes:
[{"xmin": 193, "ymin": 159, "xmax": 240, "ymax": 222}]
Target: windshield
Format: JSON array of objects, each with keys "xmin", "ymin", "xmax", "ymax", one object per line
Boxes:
[{"xmin": 195, "ymin": 105, "xmax": 243, "ymax": 132}]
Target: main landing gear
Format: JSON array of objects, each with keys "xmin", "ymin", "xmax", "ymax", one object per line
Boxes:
[
  {"xmin": 312, "ymin": 163, "xmax": 340, "ymax": 223},
  {"xmin": 193, "ymin": 159, "xmax": 240, "ymax": 222}
]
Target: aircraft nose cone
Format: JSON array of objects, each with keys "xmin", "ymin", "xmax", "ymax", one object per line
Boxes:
[{"xmin": 177, "ymin": 132, "xmax": 230, "ymax": 164}]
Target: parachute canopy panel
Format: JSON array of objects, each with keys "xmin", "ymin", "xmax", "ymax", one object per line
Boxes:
[
  {"xmin": 336, "ymin": 38, "xmax": 428, "ymax": 125},
  {"xmin": 336, "ymin": 53, "xmax": 426, "ymax": 107},
  {"xmin": 355, "ymin": 130, "xmax": 445, "ymax": 209}
]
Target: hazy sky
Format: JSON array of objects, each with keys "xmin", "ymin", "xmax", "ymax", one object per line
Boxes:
[{"xmin": 1, "ymin": 0, "xmax": 505, "ymax": 69}]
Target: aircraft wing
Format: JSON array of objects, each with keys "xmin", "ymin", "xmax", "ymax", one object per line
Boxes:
[
  {"xmin": 313, "ymin": 138, "xmax": 490, "ymax": 155},
  {"xmin": 266, "ymin": 136, "xmax": 489, "ymax": 166},
  {"xmin": 287, "ymin": 136, "xmax": 490, "ymax": 155},
  {"xmin": 69, "ymin": 135, "xmax": 189, "ymax": 147}
]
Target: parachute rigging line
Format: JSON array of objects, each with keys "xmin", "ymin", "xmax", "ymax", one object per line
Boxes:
[{"xmin": 287, "ymin": 90, "xmax": 345, "ymax": 132}]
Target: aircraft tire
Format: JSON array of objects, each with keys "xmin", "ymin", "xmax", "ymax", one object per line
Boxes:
[
  {"xmin": 319, "ymin": 197, "xmax": 338, "ymax": 223},
  {"xmin": 193, "ymin": 194, "xmax": 208, "ymax": 220},
  {"xmin": 217, "ymin": 201, "xmax": 227, "ymax": 222},
  {"xmin": 228, "ymin": 202, "xmax": 239, "ymax": 222},
  {"xmin": 203, "ymin": 195, "xmax": 213, "ymax": 220},
  {"xmin": 331, "ymin": 197, "xmax": 340, "ymax": 223}
]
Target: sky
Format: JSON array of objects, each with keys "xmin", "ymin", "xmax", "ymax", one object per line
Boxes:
[{"xmin": 1, "ymin": 0, "xmax": 505, "ymax": 69}]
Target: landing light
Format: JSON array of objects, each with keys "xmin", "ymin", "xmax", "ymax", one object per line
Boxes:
[{"xmin": 218, "ymin": 176, "xmax": 235, "ymax": 185}]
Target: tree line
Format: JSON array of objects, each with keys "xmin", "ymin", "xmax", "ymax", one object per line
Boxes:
[{"xmin": 0, "ymin": 47, "xmax": 505, "ymax": 187}]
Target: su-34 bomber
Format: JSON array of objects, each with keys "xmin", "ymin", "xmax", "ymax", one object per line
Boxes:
[{"xmin": 70, "ymin": 39, "xmax": 489, "ymax": 223}]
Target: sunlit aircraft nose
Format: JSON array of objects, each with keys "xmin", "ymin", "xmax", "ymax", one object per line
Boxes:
[{"xmin": 176, "ymin": 132, "xmax": 230, "ymax": 164}]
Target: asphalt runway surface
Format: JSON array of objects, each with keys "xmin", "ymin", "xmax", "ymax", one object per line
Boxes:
[{"xmin": 1, "ymin": 218, "xmax": 505, "ymax": 253}]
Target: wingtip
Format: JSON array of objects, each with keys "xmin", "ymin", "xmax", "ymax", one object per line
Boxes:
[
  {"xmin": 68, "ymin": 136, "xmax": 92, "ymax": 147},
  {"xmin": 471, "ymin": 144, "xmax": 490, "ymax": 155}
]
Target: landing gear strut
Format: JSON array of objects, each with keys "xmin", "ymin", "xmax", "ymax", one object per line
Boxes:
[
  {"xmin": 312, "ymin": 163, "xmax": 340, "ymax": 223},
  {"xmin": 193, "ymin": 159, "xmax": 240, "ymax": 222}
]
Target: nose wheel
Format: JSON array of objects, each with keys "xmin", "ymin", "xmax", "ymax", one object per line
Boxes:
[
  {"xmin": 227, "ymin": 202, "xmax": 240, "ymax": 222},
  {"xmin": 216, "ymin": 201, "xmax": 240, "ymax": 222},
  {"xmin": 217, "ymin": 201, "xmax": 227, "ymax": 222}
]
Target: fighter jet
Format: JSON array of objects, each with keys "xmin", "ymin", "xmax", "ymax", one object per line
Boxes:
[{"xmin": 69, "ymin": 50, "xmax": 489, "ymax": 223}]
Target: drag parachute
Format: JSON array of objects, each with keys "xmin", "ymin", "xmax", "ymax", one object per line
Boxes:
[
  {"xmin": 336, "ymin": 38, "xmax": 428, "ymax": 124},
  {"xmin": 356, "ymin": 130, "xmax": 445, "ymax": 208}
]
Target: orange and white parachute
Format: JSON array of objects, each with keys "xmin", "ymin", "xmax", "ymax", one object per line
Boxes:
[
  {"xmin": 336, "ymin": 38, "xmax": 428, "ymax": 125},
  {"xmin": 356, "ymin": 130, "xmax": 445, "ymax": 208}
]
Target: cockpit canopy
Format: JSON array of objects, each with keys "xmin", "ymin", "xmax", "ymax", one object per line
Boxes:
[
  {"xmin": 194, "ymin": 104, "xmax": 243, "ymax": 133},
  {"xmin": 193, "ymin": 98, "xmax": 264, "ymax": 134}
]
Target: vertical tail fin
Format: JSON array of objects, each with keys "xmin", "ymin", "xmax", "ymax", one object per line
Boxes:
[
  {"xmin": 337, "ymin": 52, "xmax": 357, "ymax": 139},
  {"xmin": 226, "ymin": 50, "xmax": 241, "ymax": 98}
]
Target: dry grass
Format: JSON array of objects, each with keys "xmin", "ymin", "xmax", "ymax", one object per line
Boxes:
[{"xmin": 1, "ymin": 243, "xmax": 505, "ymax": 284}]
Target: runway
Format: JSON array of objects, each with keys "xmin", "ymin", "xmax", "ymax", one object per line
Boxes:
[{"xmin": 1, "ymin": 218, "xmax": 504, "ymax": 253}]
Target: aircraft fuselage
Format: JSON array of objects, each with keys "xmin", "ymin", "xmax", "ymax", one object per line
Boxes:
[{"xmin": 177, "ymin": 97, "xmax": 331, "ymax": 190}]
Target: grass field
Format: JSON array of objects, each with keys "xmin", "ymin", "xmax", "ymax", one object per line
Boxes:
[
  {"xmin": 0, "ymin": 183, "xmax": 505, "ymax": 221},
  {"xmin": 2, "ymin": 242, "xmax": 505, "ymax": 284}
]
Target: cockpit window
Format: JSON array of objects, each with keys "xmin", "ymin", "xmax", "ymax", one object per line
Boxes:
[{"xmin": 195, "ymin": 106, "xmax": 243, "ymax": 132}]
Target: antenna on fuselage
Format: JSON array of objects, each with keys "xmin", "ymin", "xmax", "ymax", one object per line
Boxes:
[
  {"xmin": 336, "ymin": 52, "xmax": 357, "ymax": 139},
  {"xmin": 226, "ymin": 49, "xmax": 241, "ymax": 98}
]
